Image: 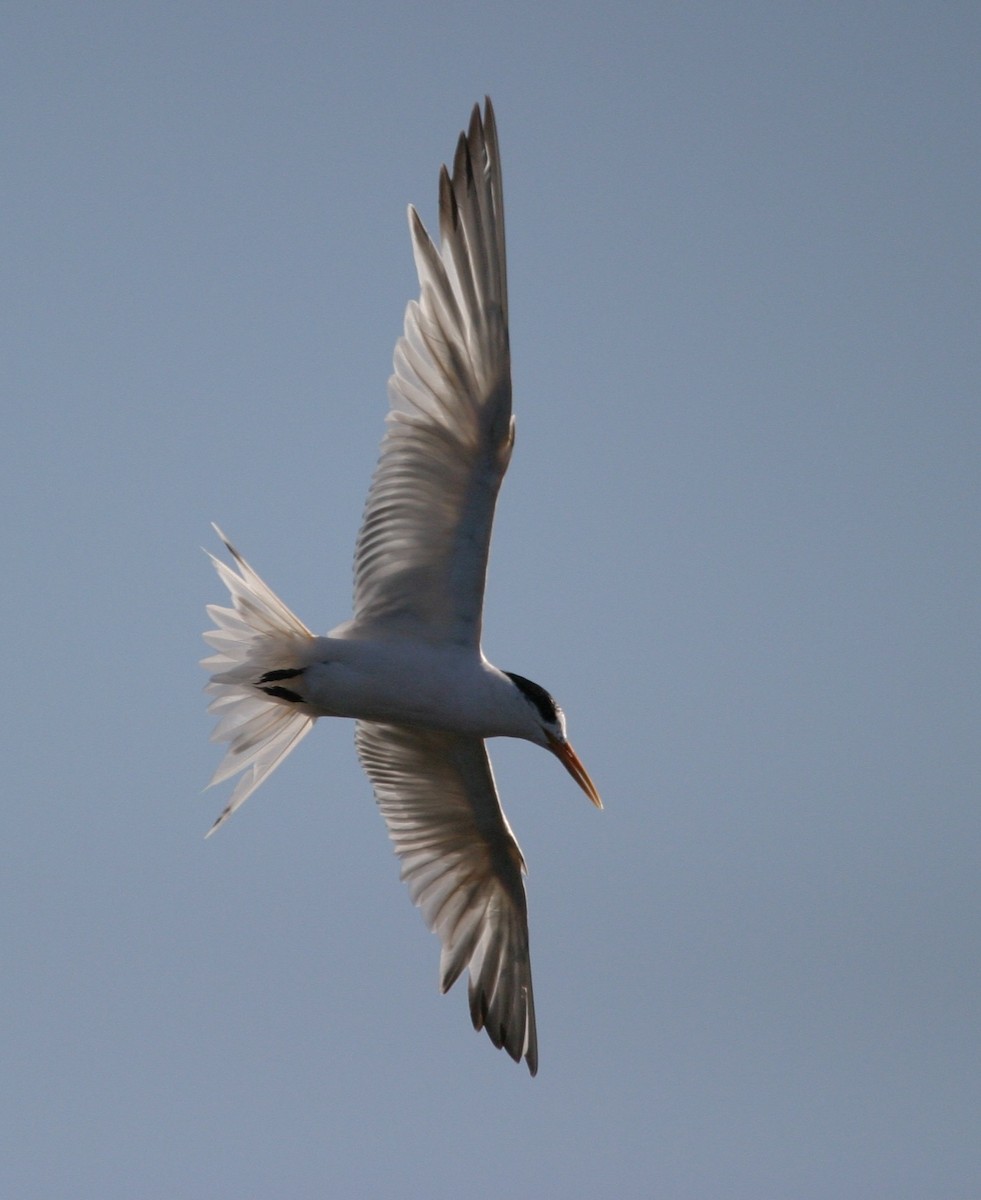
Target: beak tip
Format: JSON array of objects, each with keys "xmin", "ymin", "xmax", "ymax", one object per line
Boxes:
[{"xmin": 551, "ymin": 736, "xmax": 602, "ymax": 811}]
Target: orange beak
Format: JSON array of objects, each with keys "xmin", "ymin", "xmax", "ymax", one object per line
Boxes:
[{"xmin": 548, "ymin": 736, "xmax": 603, "ymax": 809}]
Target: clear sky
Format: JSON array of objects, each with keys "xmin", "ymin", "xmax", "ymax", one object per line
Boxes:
[{"xmin": 3, "ymin": 3, "xmax": 979, "ymax": 1197}]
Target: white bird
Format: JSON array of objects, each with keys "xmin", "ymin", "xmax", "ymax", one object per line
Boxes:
[{"xmin": 202, "ymin": 98, "xmax": 601, "ymax": 1076}]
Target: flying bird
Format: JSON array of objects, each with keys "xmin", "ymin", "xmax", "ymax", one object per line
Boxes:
[{"xmin": 202, "ymin": 98, "xmax": 601, "ymax": 1076}]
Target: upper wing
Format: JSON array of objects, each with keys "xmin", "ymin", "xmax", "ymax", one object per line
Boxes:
[
  {"xmin": 350, "ymin": 99, "xmax": 513, "ymax": 648},
  {"xmin": 355, "ymin": 719, "xmax": 538, "ymax": 1075}
]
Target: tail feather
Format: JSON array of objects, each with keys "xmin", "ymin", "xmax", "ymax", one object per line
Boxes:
[{"xmin": 202, "ymin": 526, "xmax": 316, "ymax": 835}]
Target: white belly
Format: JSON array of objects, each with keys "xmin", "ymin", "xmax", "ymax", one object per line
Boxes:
[{"xmin": 301, "ymin": 637, "xmax": 516, "ymax": 736}]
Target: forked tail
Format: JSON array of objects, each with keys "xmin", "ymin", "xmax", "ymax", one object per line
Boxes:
[{"xmin": 201, "ymin": 526, "xmax": 316, "ymax": 835}]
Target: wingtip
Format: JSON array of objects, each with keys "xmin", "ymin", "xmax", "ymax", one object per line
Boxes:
[{"xmin": 482, "ymin": 95, "xmax": 497, "ymax": 136}]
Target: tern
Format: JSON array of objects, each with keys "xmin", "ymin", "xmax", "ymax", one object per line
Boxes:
[{"xmin": 202, "ymin": 98, "xmax": 601, "ymax": 1076}]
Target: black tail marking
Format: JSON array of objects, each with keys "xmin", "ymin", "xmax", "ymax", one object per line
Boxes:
[
  {"xmin": 258, "ymin": 668, "xmax": 305, "ymax": 684},
  {"xmin": 258, "ymin": 685, "xmax": 303, "ymax": 703}
]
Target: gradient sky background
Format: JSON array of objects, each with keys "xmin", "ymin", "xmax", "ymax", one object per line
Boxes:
[{"xmin": 3, "ymin": 3, "xmax": 979, "ymax": 1197}]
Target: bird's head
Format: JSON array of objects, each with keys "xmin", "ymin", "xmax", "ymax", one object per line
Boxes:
[{"xmin": 504, "ymin": 672, "xmax": 602, "ymax": 809}]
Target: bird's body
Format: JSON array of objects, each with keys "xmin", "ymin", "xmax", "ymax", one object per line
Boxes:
[
  {"xmin": 202, "ymin": 99, "xmax": 599, "ymax": 1076},
  {"xmin": 243, "ymin": 631, "xmax": 546, "ymax": 738}
]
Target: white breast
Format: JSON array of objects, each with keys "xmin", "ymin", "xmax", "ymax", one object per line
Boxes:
[{"xmin": 302, "ymin": 637, "xmax": 527, "ymax": 737}]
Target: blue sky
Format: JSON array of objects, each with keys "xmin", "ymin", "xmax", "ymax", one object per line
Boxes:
[{"xmin": 3, "ymin": 3, "xmax": 979, "ymax": 1196}]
